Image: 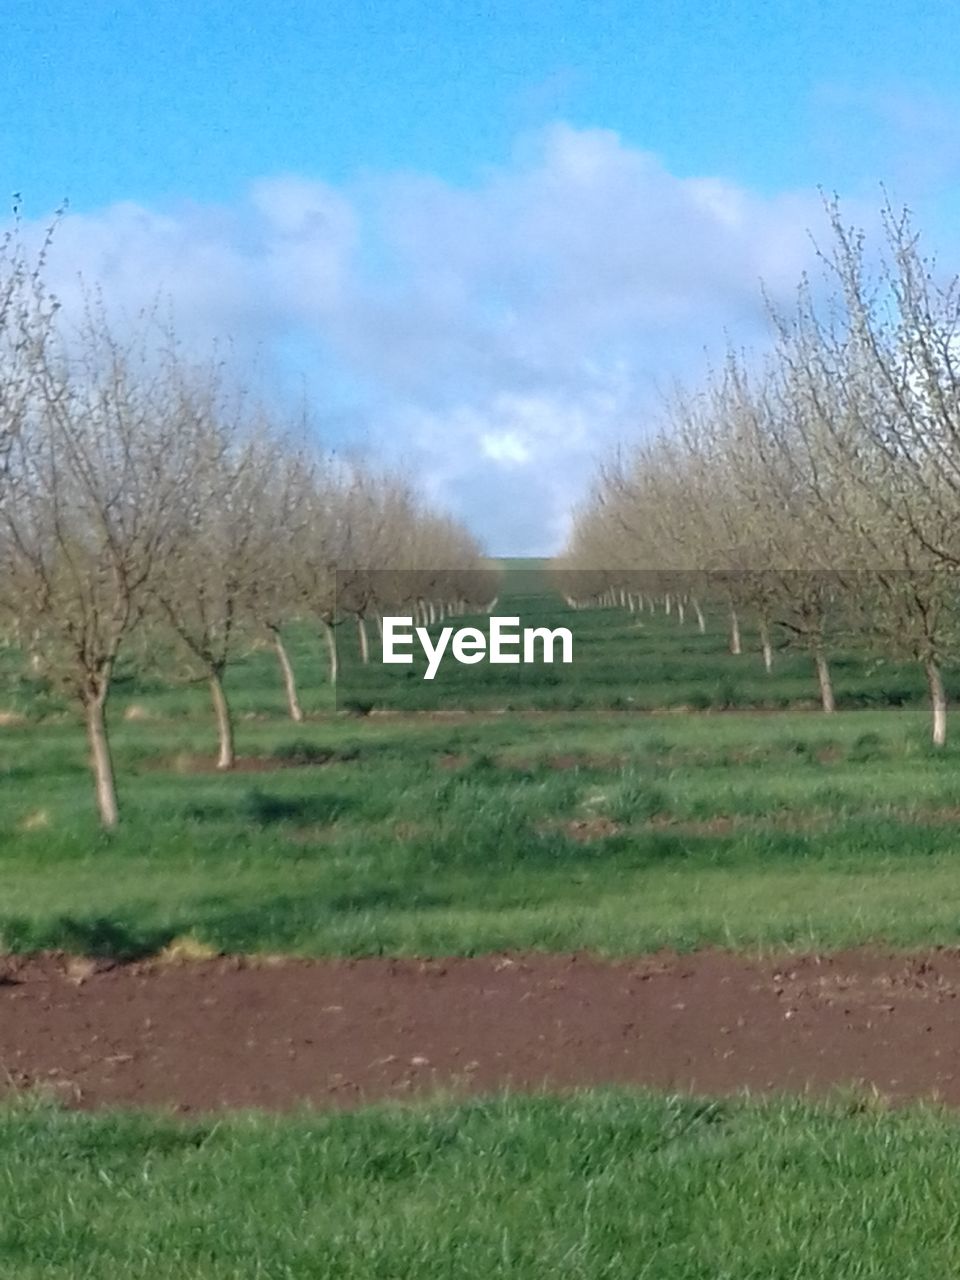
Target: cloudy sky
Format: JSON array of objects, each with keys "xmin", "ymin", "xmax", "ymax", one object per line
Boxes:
[{"xmin": 7, "ymin": 0, "xmax": 960, "ymax": 553}]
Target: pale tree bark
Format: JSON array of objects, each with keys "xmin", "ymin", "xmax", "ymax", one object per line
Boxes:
[
  {"xmin": 322, "ymin": 620, "xmax": 339, "ymax": 685},
  {"xmin": 357, "ymin": 615, "xmax": 370, "ymax": 664},
  {"xmin": 269, "ymin": 625, "xmax": 303, "ymax": 722},
  {"xmin": 759, "ymin": 619, "xmax": 773, "ymax": 673},
  {"xmin": 813, "ymin": 646, "xmax": 835, "ymax": 714},
  {"xmin": 85, "ymin": 691, "xmax": 118, "ymax": 830},
  {"xmin": 209, "ymin": 667, "xmax": 235, "ymax": 769},
  {"xmin": 692, "ymin": 599, "xmax": 706, "ymax": 633},
  {"xmin": 729, "ymin": 606, "xmax": 742, "ymax": 655},
  {"xmin": 926, "ymin": 658, "xmax": 947, "ymax": 747},
  {"xmin": 676, "ymin": 597, "xmax": 685, "ymax": 625}
]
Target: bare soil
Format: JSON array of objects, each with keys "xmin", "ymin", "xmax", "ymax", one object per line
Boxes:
[
  {"xmin": 147, "ymin": 752, "xmax": 346, "ymax": 774},
  {"xmin": 4, "ymin": 949, "xmax": 960, "ymax": 1113}
]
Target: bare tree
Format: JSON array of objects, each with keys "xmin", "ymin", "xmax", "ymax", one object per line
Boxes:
[
  {"xmin": 149, "ymin": 379, "xmax": 275, "ymax": 769},
  {"xmin": 0, "ymin": 307, "xmax": 190, "ymax": 825}
]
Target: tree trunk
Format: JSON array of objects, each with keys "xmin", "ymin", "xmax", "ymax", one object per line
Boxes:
[
  {"xmin": 692, "ymin": 599, "xmax": 705, "ymax": 633},
  {"xmin": 926, "ymin": 658, "xmax": 947, "ymax": 747},
  {"xmin": 664, "ymin": 593, "xmax": 672, "ymax": 616},
  {"xmin": 85, "ymin": 693, "xmax": 119, "ymax": 829},
  {"xmin": 729, "ymin": 606, "xmax": 742, "ymax": 655},
  {"xmin": 677, "ymin": 597, "xmax": 685, "ymax": 625},
  {"xmin": 322, "ymin": 620, "xmax": 339, "ymax": 686},
  {"xmin": 813, "ymin": 646, "xmax": 835, "ymax": 714},
  {"xmin": 357, "ymin": 615, "xmax": 370, "ymax": 664},
  {"xmin": 270, "ymin": 626, "xmax": 303, "ymax": 723},
  {"xmin": 209, "ymin": 667, "xmax": 235, "ymax": 769},
  {"xmin": 374, "ymin": 611, "xmax": 384, "ymax": 642},
  {"xmin": 759, "ymin": 619, "xmax": 773, "ymax": 674}
]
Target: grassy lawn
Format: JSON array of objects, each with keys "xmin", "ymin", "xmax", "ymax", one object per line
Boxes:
[
  {"xmin": 3, "ymin": 690, "xmax": 960, "ymax": 956},
  {"xmin": 2, "ymin": 1089, "xmax": 959, "ymax": 1278}
]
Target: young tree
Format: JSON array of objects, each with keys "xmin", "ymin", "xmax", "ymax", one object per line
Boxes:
[
  {"xmin": 149, "ymin": 380, "xmax": 275, "ymax": 769},
  {"xmin": 0, "ymin": 310, "xmax": 190, "ymax": 825}
]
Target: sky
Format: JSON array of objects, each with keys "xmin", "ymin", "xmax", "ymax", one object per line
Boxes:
[{"xmin": 6, "ymin": 0, "xmax": 960, "ymax": 553}]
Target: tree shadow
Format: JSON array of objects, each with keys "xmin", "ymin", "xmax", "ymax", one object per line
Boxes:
[
  {"xmin": 183, "ymin": 885, "xmax": 454, "ymax": 951},
  {"xmin": 244, "ymin": 789, "xmax": 356, "ymax": 826},
  {"xmin": 0, "ymin": 914, "xmax": 174, "ymax": 960}
]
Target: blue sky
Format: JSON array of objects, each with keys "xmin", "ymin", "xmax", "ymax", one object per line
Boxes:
[{"xmin": 7, "ymin": 0, "xmax": 960, "ymax": 551}]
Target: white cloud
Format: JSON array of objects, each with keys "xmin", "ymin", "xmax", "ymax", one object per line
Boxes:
[
  {"xmin": 20, "ymin": 123, "xmax": 833, "ymax": 554},
  {"xmin": 480, "ymin": 431, "xmax": 531, "ymax": 466}
]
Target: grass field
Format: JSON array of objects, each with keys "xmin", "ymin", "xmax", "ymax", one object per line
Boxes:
[
  {"xmin": 4, "ymin": 570, "xmax": 960, "ymax": 1276},
  {"xmin": 2, "ymin": 596, "xmax": 960, "ymax": 957},
  {"xmin": 6, "ymin": 1090, "xmax": 960, "ymax": 1279}
]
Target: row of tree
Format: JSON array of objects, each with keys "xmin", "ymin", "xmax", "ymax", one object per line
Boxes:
[
  {"xmin": 0, "ymin": 226, "xmax": 494, "ymax": 827},
  {"xmin": 560, "ymin": 202, "xmax": 960, "ymax": 745}
]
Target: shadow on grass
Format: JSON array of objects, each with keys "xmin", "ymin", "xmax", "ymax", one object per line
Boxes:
[
  {"xmin": 0, "ymin": 915, "xmax": 175, "ymax": 960},
  {"xmin": 185, "ymin": 789, "xmax": 358, "ymax": 827},
  {"xmin": 0, "ymin": 880, "xmax": 456, "ymax": 957},
  {"xmin": 181, "ymin": 885, "xmax": 456, "ymax": 951},
  {"xmin": 244, "ymin": 789, "xmax": 356, "ymax": 826}
]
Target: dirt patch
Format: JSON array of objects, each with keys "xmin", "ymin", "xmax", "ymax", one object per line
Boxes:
[
  {"xmin": 507, "ymin": 753, "xmax": 626, "ymax": 773},
  {"xmin": 538, "ymin": 812, "xmax": 833, "ymax": 843},
  {"xmin": 644, "ymin": 811, "xmax": 837, "ymax": 836},
  {"xmin": 5, "ymin": 949, "xmax": 960, "ymax": 1112},
  {"xmin": 908, "ymin": 806, "xmax": 960, "ymax": 826},
  {"xmin": 147, "ymin": 752, "xmax": 344, "ymax": 775},
  {"xmin": 436, "ymin": 753, "xmax": 471, "ymax": 771},
  {"xmin": 646, "ymin": 813, "xmax": 741, "ymax": 836},
  {"xmin": 537, "ymin": 824, "xmax": 627, "ymax": 844}
]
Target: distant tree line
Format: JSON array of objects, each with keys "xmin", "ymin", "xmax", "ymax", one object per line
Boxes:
[{"xmin": 560, "ymin": 201, "xmax": 960, "ymax": 747}]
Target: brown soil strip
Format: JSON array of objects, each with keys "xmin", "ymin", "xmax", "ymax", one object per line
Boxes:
[
  {"xmin": 4, "ymin": 949, "xmax": 960, "ymax": 1113},
  {"xmin": 145, "ymin": 753, "xmax": 347, "ymax": 774}
]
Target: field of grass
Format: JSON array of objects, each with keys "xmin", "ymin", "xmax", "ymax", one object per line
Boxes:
[
  {"xmin": 5, "ymin": 1089, "xmax": 960, "ymax": 1278},
  {"xmin": 4, "ymin": 570, "xmax": 960, "ymax": 1276},
  {"xmin": 2, "ymin": 650, "xmax": 960, "ymax": 957}
]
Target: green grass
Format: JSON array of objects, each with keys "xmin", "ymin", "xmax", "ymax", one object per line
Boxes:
[
  {"xmin": 4, "ymin": 703, "xmax": 960, "ymax": 957},
  {"xmin": 0, "ymin": 576, "xmax": 957, "ymax": 957},
  {"xmin": 4, "ymin": 1089, "xmax": 960, "ymax": 1278},
  {"xmin": 2, "ymin": 574, "xmax": 960, "ymax": 957}
]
